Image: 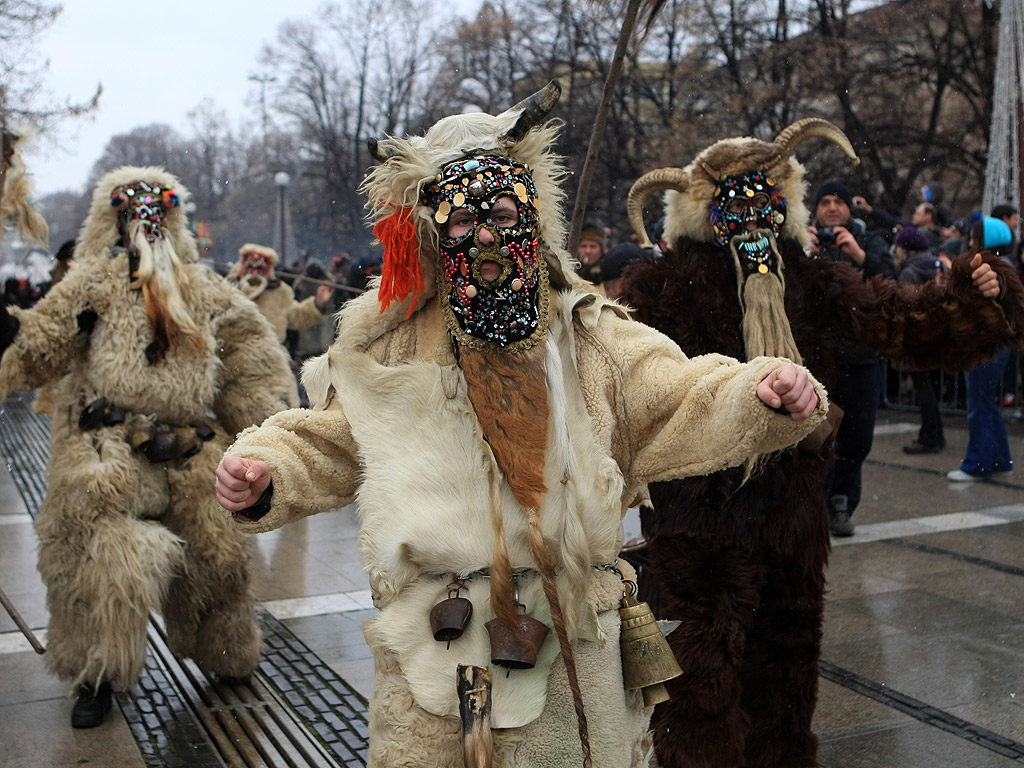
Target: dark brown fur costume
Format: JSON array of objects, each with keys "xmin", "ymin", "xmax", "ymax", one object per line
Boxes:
[{"xmin": 621, "ymin": 238, "xmax": 1024, "ymax": 768}]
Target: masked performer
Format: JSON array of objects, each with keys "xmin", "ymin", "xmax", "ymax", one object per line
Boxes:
[
  {"xmin": 227, "ymin": 243, "xmax": 335, "ymax": 343},
  {"xmin": 621, "ymin": 120, "xmax": 1024, "ymax": 768},
  {"xmin": 0, "ymin": 166, "xmax": 296, "ymax": 728},
  {"xmin": 214, "ymin": 83, "xmax": 827, "ymax": 768}
]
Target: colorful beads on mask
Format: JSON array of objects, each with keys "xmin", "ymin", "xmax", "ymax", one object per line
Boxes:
[
  {"xmin": 423, "ymin": 155, "xmax": 539, "ymax": 240},
  {"xmin": 110, "ymin": 181, "xmax": 180, "ymax": 232},
  {"xmin": 708, "ymin": 172, "xmax": 785, "ymax": 247},
  {"xmin": 427, "ymin": 154, "xmax": 548, "ymax": 352}
]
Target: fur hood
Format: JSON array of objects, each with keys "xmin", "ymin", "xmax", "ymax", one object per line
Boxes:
[
  {"xmin": 360, "ymin": 81, "xmax": 591, "ymax": 315},
  {"xmin": 76, "ymin": 166, "xmax": 197, "ymax": 266},
  {"xmin": 628, "ymin": 119, "xmax": 859, "ymax": 251}
]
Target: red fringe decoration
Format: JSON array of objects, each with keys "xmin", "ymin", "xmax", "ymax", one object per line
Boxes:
[{"xmin": 374, "ymin": 206, "xmax": 423, "ymax": 317}]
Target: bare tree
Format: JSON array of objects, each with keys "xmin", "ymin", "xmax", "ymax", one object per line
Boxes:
[{"xmin": 0, "ymin": 0, "xmax": 100, "ymax": 136}]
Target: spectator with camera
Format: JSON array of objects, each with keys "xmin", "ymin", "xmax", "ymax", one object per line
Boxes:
[
  {"xmin": 810, "ymin": 179, "xmax": 895, "ymax": 277},
  {"xmin": 809, "ymin": 178, "xmax": 896, "ymax": 536}
]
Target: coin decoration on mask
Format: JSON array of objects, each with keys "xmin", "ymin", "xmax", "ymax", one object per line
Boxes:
[
  {"xmin": 708, "ymin": 172, "xmax": 787, "ymax": 279},
  {"xmin": 424, "ymin": 155, "xmax": 549, "ymax": 352},
  {"xmin": 110, "ymin": 181, "xmax": 180, "ymax": 239}
]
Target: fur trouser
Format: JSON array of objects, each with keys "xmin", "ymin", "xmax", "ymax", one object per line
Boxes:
[
  {"xmin": 35, "ymin": 423, "xmax": 261, "ymax": 691},
  {"xmin": 644, "ymin": 521, "xmax": 827, "ymax": 768},
  {"xmin": 364, "ymin": 607, "xmax": 651, "ymax": 768}
]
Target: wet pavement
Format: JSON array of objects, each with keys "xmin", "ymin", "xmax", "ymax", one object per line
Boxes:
[{"xmin": 1, "ymin": 394, "xmax": 1022, "ymax": 767}]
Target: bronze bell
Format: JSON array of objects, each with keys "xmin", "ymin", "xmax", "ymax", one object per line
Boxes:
[
  {"xmin": 430, "ymin": 581, "xmax": 473, "ymax": 649},
  {"xmin": 619, "ymin": 589, "xmax": 683, "ymax": 707},
  {"xmin": 485, "ymin": 612, "xmax": 550, "ymax": 670}
]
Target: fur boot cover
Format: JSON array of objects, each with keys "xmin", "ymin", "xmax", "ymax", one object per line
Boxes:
[
  {"xmin": 0, "ymin": 166, "xmax": 297, "ymax": 692},
  {"xmin": 621, "ymin": 236, "xmax": 1024, "ymax": 768}
]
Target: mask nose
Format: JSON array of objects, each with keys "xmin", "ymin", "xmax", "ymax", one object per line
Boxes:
[{"xmin": 478, "ymin": 226, "xmax": 495, "ymax": 246}]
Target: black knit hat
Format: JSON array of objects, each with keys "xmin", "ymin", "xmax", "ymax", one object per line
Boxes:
[
  {"xmin": 600, "ymin": 243, "xmax": 649, "ymax": 281},
  {"xmin": 814, "ymin": 178, "xmax": 853, "ymax": 210}
]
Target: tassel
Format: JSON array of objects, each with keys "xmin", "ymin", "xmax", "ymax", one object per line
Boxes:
[{"xmin": 374, "ymin": 206, "xmax": 423, "ymax": 317}]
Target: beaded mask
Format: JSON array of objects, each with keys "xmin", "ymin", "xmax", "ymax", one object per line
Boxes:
[
  {"xmin": 708, "ymin": 171, "xmax": 787, "ymax": 278},
  {"xmin": 423, "ymin": 155, "xmax": 549, "ymax": 352},
  {"xmin": 110, "ymin": 181, "xmax": 179, "ymax": 242}
]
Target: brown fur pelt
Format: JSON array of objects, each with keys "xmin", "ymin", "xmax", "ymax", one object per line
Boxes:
[
  {"xmin": 460, "ymin": 340, "xmax": 550, "ymax": 513},
  {"xmin": 460, "ymin": 339, "xmax": 550, "ymax": 631},
  {"xmin": 619, "ymin": 235, "xmax": 1024, "ymax": 768},
  {"xmin": 864, "ymin": 247, "xmax": 1024, "ymax": 370},
  {"xmin": 0, "ymin": 132, "xmax": 49, "ymax": 248}
]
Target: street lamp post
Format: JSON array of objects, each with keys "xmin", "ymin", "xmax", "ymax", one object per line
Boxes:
[
  {"xmin": 274, "ymin": 171, "xmax": 291, "ymax": 266},
  {"xmin": 248, "ymin": 74, "xmax": 277, "ymax": 155}
]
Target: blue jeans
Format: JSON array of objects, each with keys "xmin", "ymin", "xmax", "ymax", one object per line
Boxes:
[{"xmin": 961, "ymin": 352, "xmax": 1013, "ymax": 477}]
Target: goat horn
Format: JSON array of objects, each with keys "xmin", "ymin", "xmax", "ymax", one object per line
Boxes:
[
  {"xmin": 774, "ymin": 118, "xmax": 860, "ymax": 165},
  {"xmin": 627, "ymin": 168, "xmax": 689, "ymax": 247},
  {"xmin": 499, "ymin": 80, "xmax": 562, "ymax": 144},
  {"xmin": 367, "ymin": 137, "xmax": 397, "ymax": 163}
]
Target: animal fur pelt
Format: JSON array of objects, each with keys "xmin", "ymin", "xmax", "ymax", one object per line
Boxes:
[
  {"xmin": 0, "ymin": 130, "xmax": 49, "ymax": 248},
  {"xmin": 620, "ymin": 236, "xmax": 1024, "ymax": 768},
  {"xmin": 0, "ymin": 166, "xmax": 297, "ymax": 693}
]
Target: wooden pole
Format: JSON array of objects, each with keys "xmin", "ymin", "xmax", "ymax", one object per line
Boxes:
[
  {"xmin": 457, "ymin": 664, "xmax": 493, "ymax": 768},
  {"xmin": 567, "ymin": 0, "xmax": 643, "ymax": 258},
  {"xmin": 0, "ymin": 585, "xmax": 45, "ymax": 654}
]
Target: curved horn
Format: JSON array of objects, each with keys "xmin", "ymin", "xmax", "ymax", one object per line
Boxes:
[
  {"xmin": 774, "ymin": 118, "xmax": 860, "ymax": 166},
  {"xmin": 627, "ymin": 168, "xmax": 689, "ymax": 247},
  {"xmin": 367, "ymin": 137, "xmax": 397, "ymax": 163},
  {"xmin": 498, "ymin": 80, "xmax": 562, "ymax": 145}
]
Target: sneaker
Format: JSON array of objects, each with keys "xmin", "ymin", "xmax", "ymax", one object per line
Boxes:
[
  {"xmin": 903, "ymin": 440, "xmax": 945, "ymax": 454},
  {"xmin": 1002, "ymin": 393, "xmax": 1016, "ymax": 407},
  {"xmin": 946, "ymin": 469, "xmax": 986, "ymax": 482},
  {"xmin": 829, "ymin": 510, "xmax": 855, "ymax": 537},
  {"xmin": 71, "ymin": 681, "xmax": 112, "ymax": 728}
]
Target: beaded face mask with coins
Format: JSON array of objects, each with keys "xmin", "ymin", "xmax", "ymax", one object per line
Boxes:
[
  {"xmin": 423, "ymin": 155, "xmax": 549, "ymax": 352},
  {"xmin": 708, "ymin": 171, "xmax": 787, "ymax": 278},
  {"xmin": 110, "ymin": 181, "xmax": 179, "ymax": 242}
]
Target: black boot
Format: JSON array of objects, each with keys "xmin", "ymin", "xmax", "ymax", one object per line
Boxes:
[
  {"xmin": 828, "ymin": 494, "xmax": 855, "ymax": 537},
  {"xmin": 71, "ymin": 681, "xmax": 112, "ymax": 728}
]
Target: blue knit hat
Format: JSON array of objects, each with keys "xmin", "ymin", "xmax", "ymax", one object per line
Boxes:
[{"xmin": 981, "ymin": 216, "xmax": 1013, "ymax": 249}]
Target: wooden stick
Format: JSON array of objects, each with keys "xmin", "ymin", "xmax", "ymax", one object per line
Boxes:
[
  {"xmin": 457, "ymin": 664, "xmax": 493, "ymax": 768},
  {"xmin": 0, "ymin": 585, "xmax": 45, "ymax": 654}
]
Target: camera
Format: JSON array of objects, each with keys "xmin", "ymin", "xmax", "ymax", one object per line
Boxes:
[{"xmin": 816, "ymin": 227, "xmax": 837, "ymax": 248}]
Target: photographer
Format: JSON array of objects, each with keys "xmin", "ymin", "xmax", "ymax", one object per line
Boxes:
[
  {"xmin": 809, "ymin": 178, "xmax": 895, "ymax": 278},
  {"xmin": 808, "ymin": 178, "xmax": 896, "ymax": 536}
]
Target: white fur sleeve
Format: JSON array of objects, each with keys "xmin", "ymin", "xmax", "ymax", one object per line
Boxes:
[
  {"xmin": 581, "ymin": 311, "xmax": 827, "ymax": 486},
  {"xmin": 224, "ymin": 402, "xmax": 361, "ymax": 534}
]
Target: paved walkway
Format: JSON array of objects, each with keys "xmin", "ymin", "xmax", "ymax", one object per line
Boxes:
[{"xmin": 1, "ymin": 403, "xmax": 1023, "ymax": 767}]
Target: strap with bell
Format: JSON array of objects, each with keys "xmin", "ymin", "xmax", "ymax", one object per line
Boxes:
[
  {"xmin": 485, "ymin": 574, "xmax": 550, "ymax": 671},
  {"xmin": 430, "ymin": 578, "xmax": 473, "ymax": 649},
  {"xmin": 618, "ymin": 579, "xmax": 683, "ymax": 707}
]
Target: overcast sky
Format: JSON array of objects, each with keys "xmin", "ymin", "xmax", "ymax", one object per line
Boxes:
[{"xmin": 23, "ymin": 0, "xmax": 482, "ymax": 199}]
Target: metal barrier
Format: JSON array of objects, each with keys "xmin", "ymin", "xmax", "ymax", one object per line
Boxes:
[{"xmin": 881, "ymin": 355, "xmax": 1023, "ymax": 420}]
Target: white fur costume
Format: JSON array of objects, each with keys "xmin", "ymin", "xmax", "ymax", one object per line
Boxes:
[
  {"xmin": 227, "ymin": 243, "xmax": 329, "ymax": 343},
  {"xmin": 224, "ymin": 96, "xmax": 828, "ymax": 767},
  {"xmin": 0, "ymin": 167, "xmax": 297, "ymax": 691}
]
